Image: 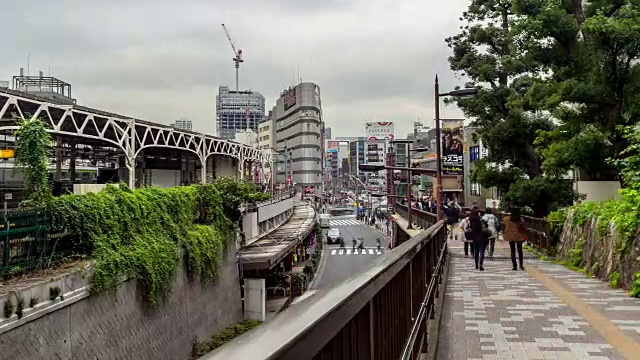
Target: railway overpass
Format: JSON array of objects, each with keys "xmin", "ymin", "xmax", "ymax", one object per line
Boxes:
[{"xmin": 0, "ymin": 88, "xmax": 270, "ymax": 190}]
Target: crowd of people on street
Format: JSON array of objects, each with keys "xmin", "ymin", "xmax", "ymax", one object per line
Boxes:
[{"xmin": 444, "ymin": 201, "xmax": 527, "ymax": 271}]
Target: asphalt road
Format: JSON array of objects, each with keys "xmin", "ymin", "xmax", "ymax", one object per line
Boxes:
[{"xmin": 312, "ymin": 215, "xmax": 390, "ymax": 290}]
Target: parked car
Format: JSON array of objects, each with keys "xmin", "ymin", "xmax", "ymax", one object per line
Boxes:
[{"xmin": 327, "ymin": 228, "xmax": 342, "ymax": 244}]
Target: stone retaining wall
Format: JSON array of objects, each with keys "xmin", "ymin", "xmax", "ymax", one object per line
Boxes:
[{"xmin": 0, "ymin": 248, "xmax": 242, "ymax": 360}]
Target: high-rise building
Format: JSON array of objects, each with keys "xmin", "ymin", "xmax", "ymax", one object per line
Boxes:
[
  {"xmin": 172, "ymin": 118, "xmax": 192, "ymax": 131},
  {"xmin": 216, "ymin": 86, "xmax": 265, "ymax": 140},
  {"xmin": 271, "ymin": 83, "xmax": 323, "ymax": 189}
]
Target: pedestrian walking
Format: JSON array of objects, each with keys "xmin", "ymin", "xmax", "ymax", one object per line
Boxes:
[
  {"xmin": 459, "ymin": 211, "xmax": 474, "ymax": 257},
  {"xmin": 482, "ymin": 208, "xmax": 500, "ymax": 259},
  {"xmin": 468, "ymin": 208, "xmax": 490, "ymax": 271},
  {"xmin": 503, "ymin": 206, "xmax": 526, "ymax": 271},
  {"xmin": 444, "ymin": 201, "xmax": 461, "ymax": 241}
]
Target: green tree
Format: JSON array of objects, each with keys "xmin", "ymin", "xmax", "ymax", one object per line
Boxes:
[
  {"xmin": 14, "ymin": 117, "xmax": 52, "ymax": 203},
  {"xmin": 516, "ymin": 0, "xmax": 640, "ymax": 181},
  {"xmin": 446, "ymin": 0, "xmax": 575, "ymax": 215}
]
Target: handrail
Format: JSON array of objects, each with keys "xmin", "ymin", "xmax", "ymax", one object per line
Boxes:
[
  {"xmin": 401, "ymin": 231, "xmax": 448, "ymax": 359},
  {"xmin": 202, "ymin": 220, "xmax": 448, "ymax": 359}
]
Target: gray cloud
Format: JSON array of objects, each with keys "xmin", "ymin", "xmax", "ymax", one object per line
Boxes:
[{"xmin": 1, "ymin": 0, "xmax": 469, "ymax": 138}]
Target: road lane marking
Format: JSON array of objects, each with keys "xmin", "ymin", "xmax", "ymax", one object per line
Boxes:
[
  {"xmin": 346, "ymin": 249, "xmax": 351, "ymax": 255},
  {"xmin": 331, "ymin": 249, "xmax": 336, "ymax": 255},
  {"xmin": 338, "ymin": 249, "xmax": 344, "ymax": 255}
]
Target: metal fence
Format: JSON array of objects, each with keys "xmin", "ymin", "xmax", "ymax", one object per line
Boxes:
[
  {"xmin": 203, "ymin": 221, "xmax": 448, "ymax": 359},
  {"xmin": 396, "ymin": 204, "xmax": 559, "ymax": 252},
  {"xmin": 0, "ymin": 209, "xmax": 69, "ymax": 276},
  {"xmin": 394, "ymin": 202, "xmax": 438, "ymax": 229}
]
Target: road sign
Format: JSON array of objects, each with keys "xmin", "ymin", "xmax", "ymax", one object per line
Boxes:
[{"xmin": 5, "ymin": 193, "xmax": 12, "ymax": 200}]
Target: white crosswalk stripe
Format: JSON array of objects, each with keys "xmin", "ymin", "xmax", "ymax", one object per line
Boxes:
[
  {"xmin": 330, "ymin": 247, "xmax": 383, "ymax": 256},
  {"xmin": 329, "ymin": 219, "xmax": 361, "ymax": 226}
]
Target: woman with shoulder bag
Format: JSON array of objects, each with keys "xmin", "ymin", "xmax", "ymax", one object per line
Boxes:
[
  {"xmin": 503, "ymin": 206, "xmax": 526, "ymax": 271},
  {"xmin": 460, "ymin": 211, "xmax": 474, "ymax": 257}
]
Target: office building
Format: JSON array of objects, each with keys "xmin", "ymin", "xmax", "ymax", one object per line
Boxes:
[
  {"xmin": 258, "ymin": 113, "xmax": 274, "ymax": 151},
  {"xmin": 172, "ymin": 118, "xmax": 192, "ymax": 131},
  {"xmin": 271, "ymin": 83, "xmax": 323, "ymax": 189},
  {"xmin": 216, "ymin": 86, "xmax": 265, "ymax": 140}
]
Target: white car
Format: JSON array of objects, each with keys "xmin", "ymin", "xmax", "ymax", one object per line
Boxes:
[{"xmin": 327, "ymin": 228, "xmax": 342, "ymax": 244}]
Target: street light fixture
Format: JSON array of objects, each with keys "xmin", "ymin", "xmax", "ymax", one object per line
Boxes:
[{"xmin": 434, "ymin": 75, "xmax": 479, "ymax": 220}]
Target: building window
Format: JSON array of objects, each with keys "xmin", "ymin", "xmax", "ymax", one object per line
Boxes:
[
  {"xmin": 470, "ymin": 146, "xmax": 480, "ymax": 162},
  {"xmin": 471, "ymin": 182, "xmax": 481, "ymax": 196}
]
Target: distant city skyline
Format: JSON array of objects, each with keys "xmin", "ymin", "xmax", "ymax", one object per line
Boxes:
[{"xmin": 0, "ymin": 1, "xmax": 467, "ymax": 140}]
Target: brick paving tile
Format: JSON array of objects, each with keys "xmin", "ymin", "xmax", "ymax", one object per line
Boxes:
[
  {"xmin": 528, "ymin": 259, "xmax": 640, "ymax": 344},
  {"xmin": 438, "ymin": 242, "xmax": 631, "ymax": 360}
]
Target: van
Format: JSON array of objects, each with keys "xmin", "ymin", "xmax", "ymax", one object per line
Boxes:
[{"xmin": 319, "ymin": 214, "xmax": 330, "ymax": 228}]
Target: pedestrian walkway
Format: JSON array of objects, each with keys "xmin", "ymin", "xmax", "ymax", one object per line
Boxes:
[
  {"xmin": 329, "ymin": 218, "xmax": 360, "ymax": 226},
  {"xmin": 329, "ymin": 247, "xmax": 384, "ymax": 256},
  {"xmin": 438, "ymin": 239, "xmax": 640, "ymax": 360}
]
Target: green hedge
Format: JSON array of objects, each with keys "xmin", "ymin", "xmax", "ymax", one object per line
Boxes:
[
  {"xmin": 192, "ymin": 320, "xmax": 262, "ymax": 358},
  {"xmin": 46, "ymin": 179, "xmax": 268, "ymax": 305}
]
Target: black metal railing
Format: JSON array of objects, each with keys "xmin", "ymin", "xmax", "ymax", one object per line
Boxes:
[
  {"xmin": 203, "ymin": 221, "xmax": 448, "ymax": 360},
  {"xmin": 394, "ymin": 202, "xmax": 438, "ymax": 229},
  {"xmin": 0, "ymin": 209, "xmax": 69, "ymax": 276}
]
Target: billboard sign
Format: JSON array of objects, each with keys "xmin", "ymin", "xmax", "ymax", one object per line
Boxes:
[
  {"xmin": 441, "ymin": 120, "xmax": 464, "ymax": 175},
  {"xmin": 284, "ymin": 88, "xmax": 297, "ymax": 111},
  {"xmin": 365, "ymin": 122, "xmax": 395, "ymax": 140}
]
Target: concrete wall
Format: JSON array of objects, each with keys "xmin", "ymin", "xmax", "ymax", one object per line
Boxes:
[
  {"xmin": 0, "ymin": 249, "xmax": 242, "ymax": 360},
  {"xmin": 574, "ymin": 181, "xmax": 621, "ymax": 202},
  {"xmin": 214, "ymin": 156, "xmax": 237, "ymax": 179}
]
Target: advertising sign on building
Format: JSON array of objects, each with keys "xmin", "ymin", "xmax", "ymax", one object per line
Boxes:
[
  {"xmin": 284, "ymin": 88, "xmax": 296, "ymax": 111},
  {"xmin": 365, "ymin": 122, "xmax": 395, "ymax": 140},
  {"xmin": 327, "ymin": 141, "xmax": 340, "ymax": 151},
  {"xmin": 441, "ymin": 120, "xmax": 464, "ymax": 175}
]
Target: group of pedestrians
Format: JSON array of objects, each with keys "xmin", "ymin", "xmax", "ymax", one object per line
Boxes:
[{"xmin": 445, "ymin": 202, "xmax": 527, "ymax": 271}]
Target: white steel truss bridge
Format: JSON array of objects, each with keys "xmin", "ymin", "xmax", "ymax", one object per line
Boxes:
[{"xmin": 0, "ymin": 89, "xmax": 271, "ymax": 187}]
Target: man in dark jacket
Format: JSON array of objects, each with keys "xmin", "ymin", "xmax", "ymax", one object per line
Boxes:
[{"xmin": 444, "ymin": 201, "xmax": 461, "ymax": 240}]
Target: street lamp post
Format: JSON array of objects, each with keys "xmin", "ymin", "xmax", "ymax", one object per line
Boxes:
[{"xmin": 434, "ymin": 75, "xmax": 479, "ymax": 220}]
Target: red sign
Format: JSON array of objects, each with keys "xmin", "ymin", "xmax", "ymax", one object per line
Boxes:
[{"xmin": 287, "ymin": 175, "xmax": 292, "ymax": 184}]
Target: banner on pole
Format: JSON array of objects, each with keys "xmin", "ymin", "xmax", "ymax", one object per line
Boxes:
[{"xmin": 441, "ymin": 120, "xmax": 464, "ymax": 175}]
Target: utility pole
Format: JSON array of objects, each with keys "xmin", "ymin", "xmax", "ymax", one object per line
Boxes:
[{"xmin": 434, "ymin": 75, "xmax": 443, "ymax": 220}]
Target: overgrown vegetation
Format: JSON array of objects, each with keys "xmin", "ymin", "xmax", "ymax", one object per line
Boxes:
[
  {"xmin": 191, "ymin": 320, "xmax": 262, "ymax": 358},
  {"xmin": 45, "ymin": 180, "xmax": 267, "ymax": 305},
  {"xmin": 14, "ymin": 117, "xmax": 52, "ymax": 203}
]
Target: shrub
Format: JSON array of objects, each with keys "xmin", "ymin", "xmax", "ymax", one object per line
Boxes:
[
  {"xmin": 43, "ymin": 179, "xmax": 264, "ymax": 305},
  {"xmin": 3, "ymin": 299, "xmax": 14, "ymax": 319},
  {"xmin": 192, "ymin": 320, "xmax": 262, "ymax": 358}
]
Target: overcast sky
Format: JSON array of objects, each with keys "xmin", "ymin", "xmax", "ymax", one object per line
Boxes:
[{"xmin": 2, "ymin": 0, "xmax": 468, "ymax": 138}]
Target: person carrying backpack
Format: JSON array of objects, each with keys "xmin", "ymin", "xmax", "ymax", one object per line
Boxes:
[
  {"xmin": 482, "ymin": 208, "xmax": 500, "ymax": 259},
  {"xmin": 468, "ymin": 207, "xmax": 490, "ymax": 271},
  {"xmin": 444, "ymin": 201, "xmax": 461, "ymax": 240}
]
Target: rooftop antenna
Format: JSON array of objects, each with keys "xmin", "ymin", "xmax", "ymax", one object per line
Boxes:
[{"xmin": 27, "ymin": 52, "xmax": 30, "ymax": 76}]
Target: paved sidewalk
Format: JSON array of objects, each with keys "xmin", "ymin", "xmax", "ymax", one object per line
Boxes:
[{"xmin": 438, "ymin": 239, "xmax": 640, "ymax": 360}]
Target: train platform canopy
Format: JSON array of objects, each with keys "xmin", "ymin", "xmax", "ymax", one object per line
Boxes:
[{"xmin": 239, "ymin": 204, "xmax": 316, "ymax": 271}]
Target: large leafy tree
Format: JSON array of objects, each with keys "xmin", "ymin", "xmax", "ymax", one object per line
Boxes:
[
  {"xmin": 446, "ymin": 0, "xmax": 574, "ymax": 215},
  {"xmin": 516, "ymin": 0, "xmax": 640, "ymax": 181}
]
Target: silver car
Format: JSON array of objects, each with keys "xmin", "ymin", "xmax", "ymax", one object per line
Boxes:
[{"xmin": 327, "ymin": 228, "xmax": 342, "ymax": 244}]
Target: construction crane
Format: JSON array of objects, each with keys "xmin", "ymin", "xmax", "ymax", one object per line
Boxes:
[{"xmin": 221, "ymin": 23, "xmax": 244, "ymax": 91}]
